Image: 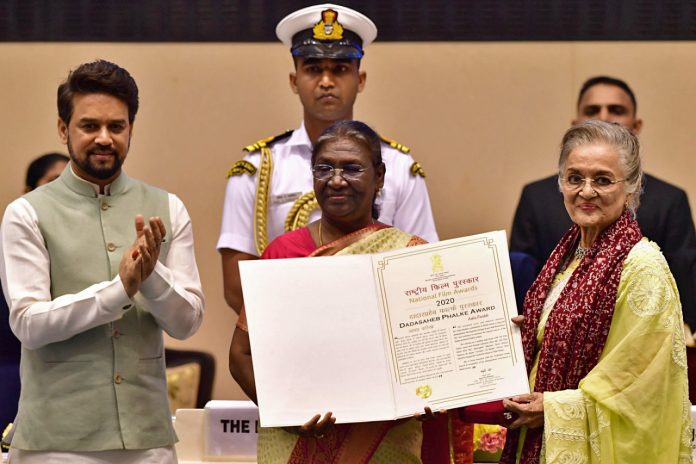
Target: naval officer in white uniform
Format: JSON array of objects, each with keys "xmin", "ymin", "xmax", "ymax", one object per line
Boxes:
[{"xmin": 218, "ymin": 4, "xmax": 438, "ymax": 313}]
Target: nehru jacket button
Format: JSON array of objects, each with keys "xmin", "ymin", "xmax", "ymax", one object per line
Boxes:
[
  {"xmin": 112, "ymin": 329, "xmax": 120, "ymax": 338},
  {"xmin": 101, "ymin": 202, "xmax": 109, "ymax": 211},
  {"xmin": 114, "ymin": 374, "xmax": 123, "ymax": 384},
  {"xmin": 107, "ymin": 243, "xmax": 116, "ymax": 252}
]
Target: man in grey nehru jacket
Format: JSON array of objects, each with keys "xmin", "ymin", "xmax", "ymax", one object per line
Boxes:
[{"xmin": 0, "ymin": 59, "xmax": 204, "ymax": 463}]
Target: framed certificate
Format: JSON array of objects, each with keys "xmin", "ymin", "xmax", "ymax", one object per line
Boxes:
[{"xmin": 240, "ymin": 230, "xmax": 529, "ymax": 427}]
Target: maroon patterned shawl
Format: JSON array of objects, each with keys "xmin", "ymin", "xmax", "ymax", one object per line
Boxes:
[{"xmin": 501, "ymin": 210, "xmax": 642, "ymax": 463}]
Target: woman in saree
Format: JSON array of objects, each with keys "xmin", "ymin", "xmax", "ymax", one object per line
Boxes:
[
  {"xmin": 501, "ymin": 120, "xmax": 691, "ymax": 463},
  {"xmin": 228, "ymin": 120, "xmax": 430, "ymax": 463}
]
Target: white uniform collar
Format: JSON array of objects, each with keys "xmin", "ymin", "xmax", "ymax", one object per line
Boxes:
[{"xmin": 286, "ymin": 121, "xmax": 313, "ymax": 149}]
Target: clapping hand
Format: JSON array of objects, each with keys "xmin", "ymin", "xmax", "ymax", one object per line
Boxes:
[
  {"xmin": 119, "ymin": 215, "xmax": 167, "ymax": 298},
  {"xmin": 133, "ymin": 215, "xmax": 166, "ymax": 278}
]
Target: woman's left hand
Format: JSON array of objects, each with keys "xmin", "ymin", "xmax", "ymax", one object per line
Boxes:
[
  {"xmin": 502, "ymin": 392, "xmax": 544, "ymax": 429},
  {"xmin": 414, "ymin": 406, "xmax": 447, "ymax": 422},
  {"xmin": 284, "ymin": 412, "xmax": 336, "ymax": 438}
]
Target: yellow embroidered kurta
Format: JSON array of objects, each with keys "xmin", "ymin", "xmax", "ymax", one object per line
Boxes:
[{"xmin": 533, "ymin": 239, "xmax": 691, "ymax": 463}]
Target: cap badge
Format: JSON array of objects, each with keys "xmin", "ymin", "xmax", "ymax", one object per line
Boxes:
[{"xmin": 312, "ymin": 9, "xmax": 344, "ymax": 41}]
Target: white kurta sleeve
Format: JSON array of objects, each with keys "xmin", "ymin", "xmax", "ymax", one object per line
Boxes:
[{"xmin": 0, "ymin": 198, "xmax": 131, "ymax": 350}]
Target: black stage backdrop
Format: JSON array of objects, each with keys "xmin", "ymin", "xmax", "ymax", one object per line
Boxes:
[{"xmin": 2, "ymin": 0, "xmax": 696, "ymax": 42}]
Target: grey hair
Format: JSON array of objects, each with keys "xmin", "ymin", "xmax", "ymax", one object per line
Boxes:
[
  {"xmin": 557, "ymin": 120, "xmax": 643, "ymax": 216},
  {"xmin": 312, "ymin": 120, "xmax": 383, "ymax": 167},
  {"xmin": 311, "ymin": 120, "xmax": 384, "ymax": 220}
]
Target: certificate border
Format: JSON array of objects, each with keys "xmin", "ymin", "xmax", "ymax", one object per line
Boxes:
[{"xmin": 374, "ymin": 233, "xmax": 520, "ymax": 403}]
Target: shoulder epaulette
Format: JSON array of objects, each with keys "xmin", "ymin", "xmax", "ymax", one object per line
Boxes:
[
  {"xmin": 410, "ymin": 161, "xmax": 426, "ymax": 178},
  {"xmin": 243, "ymin": 129, "xmax": 293, "ymax": 153},
  {"xmin": 380, "ymin": 135, "xmax": 410, "ymax": 154},
  {"xmin": 227, "ymin": 160, "xmax": 257, "ymax": 178}
]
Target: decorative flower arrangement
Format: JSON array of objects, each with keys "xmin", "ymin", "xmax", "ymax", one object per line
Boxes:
[{"xmin": 473, "ymin": 424, "xmax": 507, "ymax": 461}]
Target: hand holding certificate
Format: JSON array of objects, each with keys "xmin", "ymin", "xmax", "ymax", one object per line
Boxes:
[{"xmin": 240, "ymin": 230, "xmax": 529, "ymax": 427}]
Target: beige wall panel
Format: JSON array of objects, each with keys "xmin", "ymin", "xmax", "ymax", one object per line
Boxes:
[
  {"xmin": 1, "ymin": 41, "xmax": 694, "ymax": 401},
  {"xmin": 573, "ymin": 42, "xmax": 696, "ymax": 193},
  {"xmin": 360, "ymin": 43, "xmax": 574, "ymax": 237}
]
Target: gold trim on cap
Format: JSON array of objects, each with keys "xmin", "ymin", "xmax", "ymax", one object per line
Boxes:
[{"xmin": 312, "ymin": 8, "xmax": 344, "ymax": 40}]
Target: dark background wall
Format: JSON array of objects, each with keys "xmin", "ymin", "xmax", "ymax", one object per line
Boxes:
[{"xmin": 3, "ymin": 0, "xmax": 696, "ymax": 42}]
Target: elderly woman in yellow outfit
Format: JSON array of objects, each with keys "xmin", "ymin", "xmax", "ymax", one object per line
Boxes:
[{"xmin": 501, "ymin": 120, "xmax": 691, "ymax": 464}]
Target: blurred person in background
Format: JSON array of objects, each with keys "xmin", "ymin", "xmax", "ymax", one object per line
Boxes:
[{"xmin": 23, "ymin": 152, "xmax": 69, "ymax": 192}]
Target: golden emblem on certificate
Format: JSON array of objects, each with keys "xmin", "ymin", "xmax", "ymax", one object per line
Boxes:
[
  {"xmin": 415, "ymin": 385, "xmax": 432, "ymax": 399},
  {"xmin": 313, "ymin": 9, "xmax": 344, "ymax": 41},
  {"xmin": 431, "ymin": 254, "xmax": 444, "ymax": 273}
]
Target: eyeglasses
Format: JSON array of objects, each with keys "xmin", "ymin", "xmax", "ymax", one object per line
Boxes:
[
  {"xmin": 561, "ymin": 174, "xmax": 626, "ymax": 192},
  {"xmin": 312, "ymin": 164, "xmax": 370, "ymax": 181}
]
